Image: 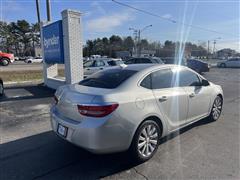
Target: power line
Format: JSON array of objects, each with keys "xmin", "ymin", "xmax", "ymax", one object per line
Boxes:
[{"xmin": 112, "ymin": 0, "xmax": 239, "ymax": 38}]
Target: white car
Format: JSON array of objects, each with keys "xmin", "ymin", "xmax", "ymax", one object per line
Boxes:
[
  {"xmin": 217, "ymin": 58, "xmax": 240, "ymax": 68},
  {"xmin": 51, "ymin": 64, "xmax": 223, "ymax": 162},
  {"xmin": 25, "ymin": 57, "xmax": 43, "ymax": 63},
  {"xmin": 84, "ymin": 58, "xmax": 124, "ymax": 78}
]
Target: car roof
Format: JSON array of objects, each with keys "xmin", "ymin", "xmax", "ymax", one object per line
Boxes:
[{"xmin": 119, "ymin": 64, "xmax": 178, "ymax": 72}]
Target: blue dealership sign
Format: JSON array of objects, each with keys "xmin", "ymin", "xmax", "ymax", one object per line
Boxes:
[{"xmin": 42, "ymin": 20, "xmax": 64, "ymax": 64}]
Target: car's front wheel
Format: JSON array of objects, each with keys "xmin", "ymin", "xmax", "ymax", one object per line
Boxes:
[
  {"xmin": 1, "ymin": 58, "xmax": 10, "ymax": 66},
  {"xmin": 130, "ymin": 120, "xmax": 161, "ymax": 162},
  {"xmin": 209, "ymin": 96, "xmax": 223, "ymax": 121}
]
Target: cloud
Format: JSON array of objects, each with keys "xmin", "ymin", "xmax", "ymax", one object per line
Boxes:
[
  {"xmin": 162, "ymin": 14, "xmax": 173, "ymax": 19},
  {"xmin": 86, "ymin": 12, "xmax": 134, "ymax": 32},
  {"xmin": 90, "ymin": 1, "xmax": 106, "ymax": 15}
]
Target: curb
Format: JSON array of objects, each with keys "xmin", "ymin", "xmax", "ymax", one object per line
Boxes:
[{"xmin": 4, "ymin": 80, "xmax": 43, "ymax": 86}]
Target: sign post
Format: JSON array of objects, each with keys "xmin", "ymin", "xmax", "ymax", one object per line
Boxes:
[{"xmin": 41, "ymin": 9, "xmax": 83, "ymax": 89}]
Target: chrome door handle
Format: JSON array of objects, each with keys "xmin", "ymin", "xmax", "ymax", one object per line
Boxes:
[
  {"xmin": 189, "ymin": 93, "xmax": 195, "ymax": 98},
  {"xmin": 159, "ymin": 96, "xmax": 168, "ymax": 102}
]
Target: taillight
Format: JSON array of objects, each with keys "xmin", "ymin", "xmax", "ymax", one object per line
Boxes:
[
  {"xmin": 77, "ymin": 104, "xmax": 119, "ymax": 117},
  {"xmin": 54, "ymin": 95, "xmax": 59, "ymax": 105}
]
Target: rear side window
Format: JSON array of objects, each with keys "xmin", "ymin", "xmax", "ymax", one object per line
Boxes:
[
  {"xmin": 140, "ymin": 75, "xmax": 151, "ymax": 89},
  {"xmin": 79, "ymin": 69, "xmax": 137, "ymax": 89}
]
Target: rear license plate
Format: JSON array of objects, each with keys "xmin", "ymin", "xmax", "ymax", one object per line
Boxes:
[{"xmin": 57, "ymin": 124, "xmax": 68, "ymax": 138}]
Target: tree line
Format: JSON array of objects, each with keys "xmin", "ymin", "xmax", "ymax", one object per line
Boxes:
[
  {"xmin": 0, "ymin": 20, "xmax": 208, "ymax": 58},
  {"xmin": 84, "ymin": 36, "xmax": 208, "ymax": 58},
  {"xmin": 0, "ymin": 20, "xmax": 40, "ymax": 57}
]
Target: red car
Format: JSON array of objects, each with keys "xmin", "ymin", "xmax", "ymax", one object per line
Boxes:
[{"xmin": 0, "ymin": 51, "xmax": 15, "ymax": 66}]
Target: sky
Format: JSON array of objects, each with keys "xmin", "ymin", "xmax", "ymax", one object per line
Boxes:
[{"xmin": 0, "ymin": 0, "xmax": 239, "ymax": 52}]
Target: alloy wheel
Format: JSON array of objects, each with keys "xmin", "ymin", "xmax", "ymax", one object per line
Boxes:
[
  {"xmin": 137, "ymin": 124, "xmax": 159, "ymax": 157},
  {"xmin": 212, "ymin": 97, "xmax": 222, "ymax": 120}
]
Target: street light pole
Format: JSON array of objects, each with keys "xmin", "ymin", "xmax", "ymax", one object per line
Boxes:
[
  {"xmin": 207, "ymin": 40, "xmax": 210, "ymax": 60},
  {"xmin": 36, "ymin": 0, "xmax": 41, "ymax": 23},
  {"xmin": 129, "ymin": 25, "xmax": 152, "ymax": 57},
  {"xmin": 46, "ymin": 0, "xmax": 51, "ymax": 22},
  {"xmin": 207, "ymin": 37, "xmax": 221, "ymax": 60}
]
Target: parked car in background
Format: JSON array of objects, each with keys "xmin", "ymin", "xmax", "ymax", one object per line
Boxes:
[
  {"xmin": 25, "ymin": 57, "xmax": 43, "ymax": 63},
  {"xmin": 84, "ymin": 58, "xmax": 124, "ymax": 77},
  {"xmin": 161, "ymin": 57, "xmax": 186, "ymax": 65},
  {"xmin": 217, "ymin": 58, "xmax": 240, "ymax": 68},
  {"xmin": 51, "ymin": 64, "xmax": 223, "ymax": 162},
  {"xmin": 18, "ymin": 57, "xmax": 27, "ymax": 61},
  {"xmin": 125, "ymin": 57, "xmax": 164, "ymax": 64},
  {"xmin": 0, "ymin": 51, "xmax": 15, "ymax": 66},
  {"xmin": 187, "ymin": 59, "xmax": 210, "ymax": 74},
  {"xmin": 0, "ymin": 78, "xmax": 4, "ymax": 96}
]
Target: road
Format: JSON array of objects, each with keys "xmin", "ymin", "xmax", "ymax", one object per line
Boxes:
[
  {"xmin": 0, "ymin": 61, "xmax": 64, "ymax": 72},
  {"xmin": 0, "ymin": 68, "xmax": 239, "ymax": 179}
]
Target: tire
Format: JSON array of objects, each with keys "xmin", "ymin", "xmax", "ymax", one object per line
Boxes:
[
  {"xmin": 220, "ymin": 63, "xmax": 226, "ymax": 68},
  {"xmin": 129, "ymin": 120, "xmax": 161, "ymax": 162},
  {"xmin": 208, "ymin": 96, "xmax": 223, "ymax": 121},
  {"xmin": 27, "ymin": 61, "xmax": 32, "ymax": 63},
  {"xmin": 0, "ymin": 82, "xmax": 4, "ymax": 96},
  {"xmin": 1, "ymin": 58, "xmax": 10, "ymax": 66}
]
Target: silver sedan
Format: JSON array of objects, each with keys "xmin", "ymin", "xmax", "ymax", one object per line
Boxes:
[
  {"xmin": 50, "ymin": 64, "xmax": 223, "ymax": 162},
  {"xmin": 217, "ymin": 58, "xmax": 240, "ymax": 68}
]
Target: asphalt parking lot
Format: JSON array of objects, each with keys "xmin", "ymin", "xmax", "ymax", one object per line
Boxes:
[{"xmin": 0, "ymin": 68, "xmax": 239, "ymax": 180}]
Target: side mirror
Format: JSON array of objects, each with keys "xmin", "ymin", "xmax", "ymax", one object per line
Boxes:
[{"xmin": 202, "ymin": 79, "xmax": 209, "ymax": 86}]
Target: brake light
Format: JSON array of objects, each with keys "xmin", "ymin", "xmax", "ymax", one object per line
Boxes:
[
  {"xmin": 77, "ymin": 104, "xmax": 119, "ymax": 117},
  {"xmin": 54, "ymin": 95, "xmax": 59, "ymax": 105}
]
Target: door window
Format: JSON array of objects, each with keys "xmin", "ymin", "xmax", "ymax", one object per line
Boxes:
[
  {"xmin": 125, "ymin": 59, "xmax": 135, "ymax": 64},
  {"xmin": 94, "ymin": 61, "xmax": 105, "ymax": 67},
  {"xmin": 140, "ymin": 58, "xmax": 152, "ymax": 63},
  {"xmin": 174, "ymin": 69, "xmax": 200, "ymax": 87},
  {"xmin": 84, "ymin": 60, "xmax": 94, "ymax": 68}
]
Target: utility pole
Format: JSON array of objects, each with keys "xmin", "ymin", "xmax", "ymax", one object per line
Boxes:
[
  {"xmin": 213, "ymin": 40, "xmax": 216, "ymax": 57},
  {"xmin": 207, "ymin": 40, "xmax": 210, "ymax": 60},
  {"xmin": 35, "ymin": 0, "xmax": 41, "ymax": 23},
  {"xmin": 207, "ymin": 37, "xmax": 221, "ymax": 60},
  {"xmin": 129, "ymin": 25, "xmax": 152, "ymax": 57},
  {"xmin": 46, "ymin": 0, "xmax": 51, "ymax": 22}
]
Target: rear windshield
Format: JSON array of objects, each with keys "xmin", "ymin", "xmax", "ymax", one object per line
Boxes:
[{"xmin": 79, "ymin": 69, "xmax": 137, "ymax": 89}]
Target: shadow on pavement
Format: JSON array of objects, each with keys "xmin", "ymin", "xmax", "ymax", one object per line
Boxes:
[
  {"xmin": 0, "ymin": 117, "xmax": 214, "ymax": 180},
  {"xmin": 0, "ymin": 84, "xmax": 55, "ymax": 102}
]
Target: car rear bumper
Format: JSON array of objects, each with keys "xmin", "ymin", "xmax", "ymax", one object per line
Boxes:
[{"xmin": 50, "ymin": 106, "xmax": 131, "ymax": 154}]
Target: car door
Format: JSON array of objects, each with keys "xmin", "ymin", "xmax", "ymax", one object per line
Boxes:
[
  {"xmin": 90, "ymin": 60, "xmax": 106, "ymax": 74},
  {"xmin": 174, "ymin": 68, "xmax": 212, "ymax": 122},
  {"xmin": 235, "ymin": 58, "xmax": 240, "ymax": 67},
  {"xmin": 226, "ymin": 59, "xmax": 236, "ymax": 67},
  {"xmin": 150, "ymin": 68, "xmax": 188, "ymax": 130},
  {"xmin": 84, "ymin": 60, "xmax": 95, "ymax": 76}
]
